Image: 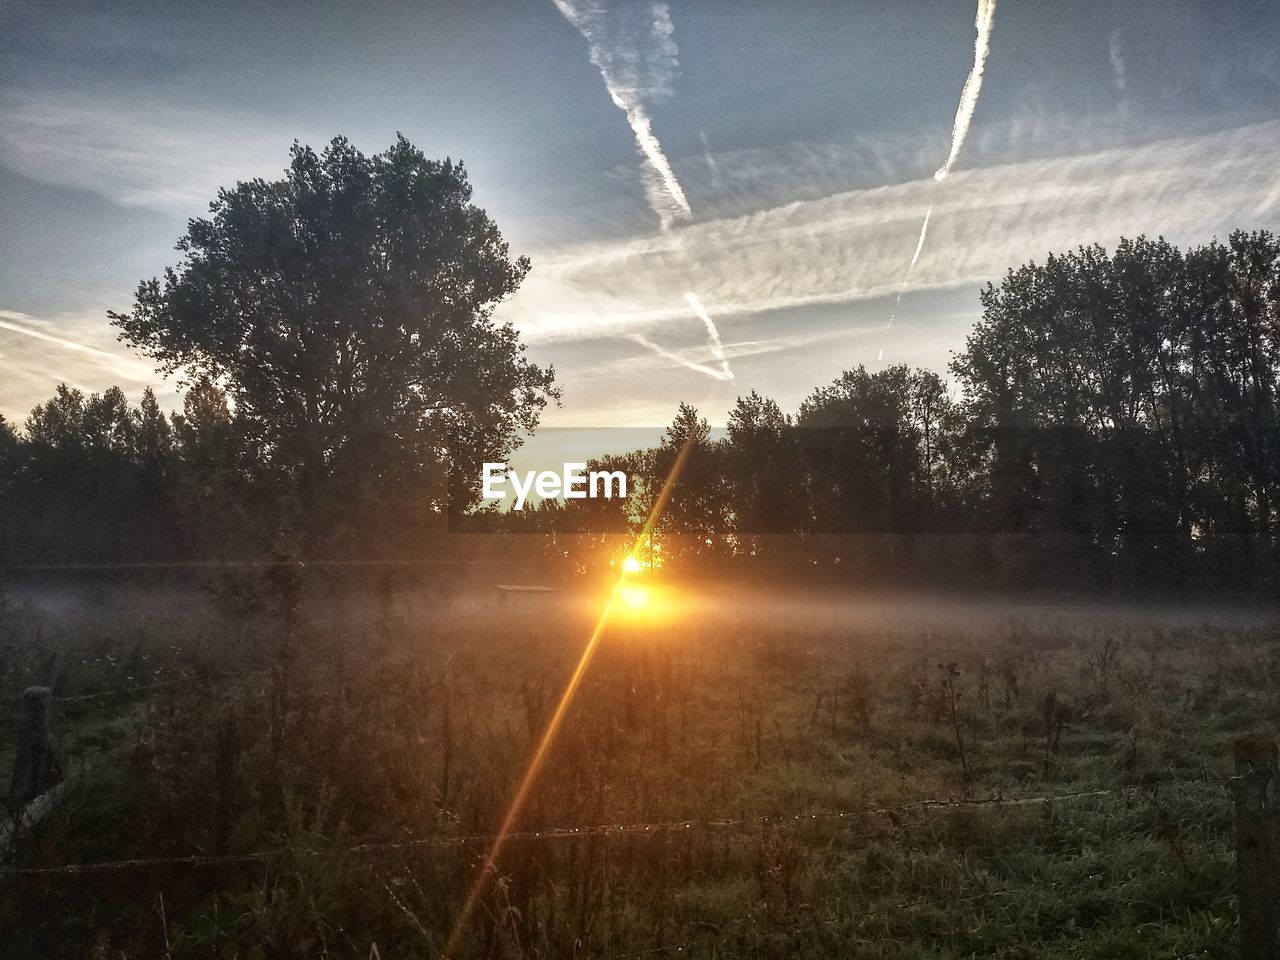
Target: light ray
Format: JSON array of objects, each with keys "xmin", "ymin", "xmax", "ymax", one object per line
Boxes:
[{"xmin": 442, "ymin": 437, "xmax": 698, "ymax": 957}]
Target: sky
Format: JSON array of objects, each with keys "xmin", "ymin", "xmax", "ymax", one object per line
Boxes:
[{"xmin": 2, "ymin": 0, "xmax": 1279, "ymax": 430}]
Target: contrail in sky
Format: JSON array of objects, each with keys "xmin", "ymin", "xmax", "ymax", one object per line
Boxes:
[
  {"xmin": 0, "ymin": 316, "xmax": 133, "ymax": 364},
  {"xmin": 1109, "ymin": 29, "xmax": 1129, "ymax": 115},
  {"xmin": 884, "ymin": 201, "xmax": 933, "ymax": 332},
  {"xmin": 0, "ymin": 313, "xmax": 154, "ymax": 380},
  {"xmin": 699, "ymin": 130, "xmax": 724, "ymax": 190},
  {"xmin": 553, "ymin": 0, "xmax": 732, "ymax": 381},
  {"xmin": 906, "ymin": 204, "xmax": 933, "ymax": 271},
  {"xmin": 682, "ymin": 292, "xmax": 733, "ymax": 379},
  {"xmin": 1109, "ymin": 30, "xmax": 1127, "ymax": 95},
  {"xmin": 628, "ymin": 333, "xmax": 734, "ymax": 381},
  {"xmin": 934, "ymin": 0, "xmax": 998, "ymax": 183},
  {"xmin": 886, "ymin": 0, "xmax": 997, "ymax": 348},
  {"xmin": 550, "ymin": 0, "xmax": 692, "ymax": 229}
]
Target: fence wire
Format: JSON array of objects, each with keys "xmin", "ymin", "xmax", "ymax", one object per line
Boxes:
[
  {"xmin": 2, "ymin": 671, "xmax": 1237, "ymax": 959},
  {"xmin": 0, "ymin": 775, "xmax": 1234, "ymax": 877}
]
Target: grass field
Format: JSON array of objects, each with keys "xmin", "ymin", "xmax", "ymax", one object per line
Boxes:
[{"xmin": 1, "ymin": 578, "xmax": 1273, "ymax": 958}]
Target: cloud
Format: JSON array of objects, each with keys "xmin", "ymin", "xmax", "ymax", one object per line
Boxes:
[
  {"xmin": 0, "ymin": 310, "xmax": 159, "ymax": 422},
  {"xmin": 0, "ymin": 89, "xmax": 300, "ymax": 218},
  {"xmin": 503, "ymin": 120, "xmax": 1280, "ymax": 345}
]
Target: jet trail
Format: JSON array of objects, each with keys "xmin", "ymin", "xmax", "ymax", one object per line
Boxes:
[
  {"xmin": 628, "ymin": 333, "xmax": 734, "ymax": 381},
  {"xmin": 885, "ymin": 0, "xmax": 997, "ymax": 355},
  {"xmin": 550, "ymin": 0, "xmax": 691, "ymax": 229},
  {"xmin": 0, "ymin": 314, "xmax": 154, "ymax": 381},
  {"xmin": 0, "ymin": 315, "xmax": 137, "ymax": 364},
  {"xmin": 887, "ymin": 203, "xmax": 933, "ymax": 330},
  {"xmin": 699, "ymin": 130, "xmax": 724, "ymax": 190},
  {"xmin": 553, "ymin": 1, "xmax": 731, "ymax": 380},
  {"xmin": 682, "ymin": 292, "xmax": 733, "ymax": 379},
  {"xmin": 906, "ymin": 204, "xmax": 933, "ymax": 271},
  {"xmin": 1109, "ymin": 29, "xmax": 1129, "ymax": 116},
  {"xmin": 934, "ymin": 0, "xmax": 998, "ymax": 183}
]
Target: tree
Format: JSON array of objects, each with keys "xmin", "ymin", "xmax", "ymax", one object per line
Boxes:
[
  {"xmin": 639, "ymin": 404, "xmax": 726, "ymax": 563},
  {"xmin": 725, "ymin": 390, "xmax": 802, "ymax": 539},
  {"xmin": 9, "ymin": 385, "xmax": 181, "ymax": 564},
  {"xmin": 953, "ymin": 231, "xmax": 1280, "ymax": 589},
  {"xmin": 1180, "ymin": 231, "xmax": 1280, "ymax": 574},
  {"xmin": 166, "ymin": 378, "xmax": 259, "ymax": 559},
  {"xmin": 798, "ymin": 366, "xmax": 927, "ymax": 534},
  {"xmin": 132, "ymin": 387, "xmax": 173, "ymax": 476},
  {"xmin": 110, "ymin": 135, "xmax": 558, "ymax": 553},
  {"xmin": 0, "ymin": 416, "xmax": 20, "ymax": 564}
]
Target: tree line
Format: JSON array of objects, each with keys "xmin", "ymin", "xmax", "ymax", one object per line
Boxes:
[
  {"xmin": 493, "ymin": 232, "xmax": 1280, "ymax": 594},
  {"xmin": 0, "ymin": 136, "xmax": 1276, "ymax": 594}
]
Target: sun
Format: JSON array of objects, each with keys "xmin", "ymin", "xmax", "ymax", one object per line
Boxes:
[{"xmin": 622, "ymin": 555, "xmax": 643, "ymax": 574}]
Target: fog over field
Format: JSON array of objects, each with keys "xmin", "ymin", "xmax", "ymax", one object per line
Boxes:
[{"xmin": 5, "ymin": 0, "xmax": 1280, "ymax": 956}]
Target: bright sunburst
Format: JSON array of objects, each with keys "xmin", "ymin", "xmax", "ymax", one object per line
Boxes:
[{"xmin": 619, "ymin": 585, "xmax": 650, "ymax": 609}]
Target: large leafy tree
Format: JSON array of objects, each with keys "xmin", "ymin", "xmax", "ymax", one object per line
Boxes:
[
  {"xmin": 953, "ymin": 231, "xmax": 1280, "ymax": 587},
  {"xmin": 111, "ymin": 135, "xmax": 557, "ymax": 550},
  {"xmin": 725, "ymin": 390, "xmax": 802, "ymax": 538}
]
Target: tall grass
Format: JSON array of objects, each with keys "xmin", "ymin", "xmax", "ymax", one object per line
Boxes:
[{"xmin": 1, "ymin": 580, "xmax": 1269, "ymax": 958}]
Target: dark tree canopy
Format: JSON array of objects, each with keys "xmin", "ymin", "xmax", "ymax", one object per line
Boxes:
[
  {"xmin": 726, "ymin": 391, "xmax": 802, "ymax": 538},
  {"xmin": 110, "ymin": 135, "xmax": 556, "ymax": 548},
  {"xmin": 6, "ymin": 228, "xmax": 1279, "ymax": 593},
  {"xmin": 953, "ymin": 230, "xmax": 1280, "ymax": 586}
]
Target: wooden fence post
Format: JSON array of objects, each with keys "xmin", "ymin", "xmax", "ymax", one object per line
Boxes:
[
  {"xmin": 8, "ymin": 686, "xmax": 55, "ymax": 809},
  {"xmin": 1235, "ymin": 735, "xmax": 1280, "ymax": 960}
]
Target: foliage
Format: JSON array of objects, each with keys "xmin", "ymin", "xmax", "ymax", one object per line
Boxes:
[
  {"xmin": 0, "ymin": 587, "xmax": 1255, "ymax": 958},
  {"xmin": 108, "ymin": 135, "xmax": 558, "ymax": 554},
  {"xmin": 954, "ymin": 231, "xmax": 1280, "ymax": 589},
  {"xmin": 6, "ymin": 224, "xmax": 1280, "ymax": 592}
]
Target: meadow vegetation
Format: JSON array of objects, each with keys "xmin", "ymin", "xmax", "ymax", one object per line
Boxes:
[{"xmin": 1, "ymin": 578, "xmax": 1267, "ymax": 959}]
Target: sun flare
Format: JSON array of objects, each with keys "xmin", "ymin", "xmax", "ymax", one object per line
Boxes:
[{"xmin": 619, "ymin": 585, "xmax": 650, "ymax": 609}]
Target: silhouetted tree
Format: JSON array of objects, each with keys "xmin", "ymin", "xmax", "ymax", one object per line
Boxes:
[
  {"xmin": 725, "ymin": 391, "xmax": 803, "ymax": 540},
  {"xmin": 110, "ymin": 135, "xmax": 558, "ymax": 555},
  {"xmin": 642, "ymin": 404, "xmax": 726, "ymax": 562},
  {"xmin": 0, "ymin": 416, "xmax": 20, "ymax": 563},
  {"xmin": 5, "ymin": 228, "xmax": 1275, "ymax": 595},
  {"xmin": 6, "ymin": 385, "xmax": 181, "ymax": 564},
  {"xmin": 954, "ymin": 230, "xmax": 1280, "ymax": 590}
]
